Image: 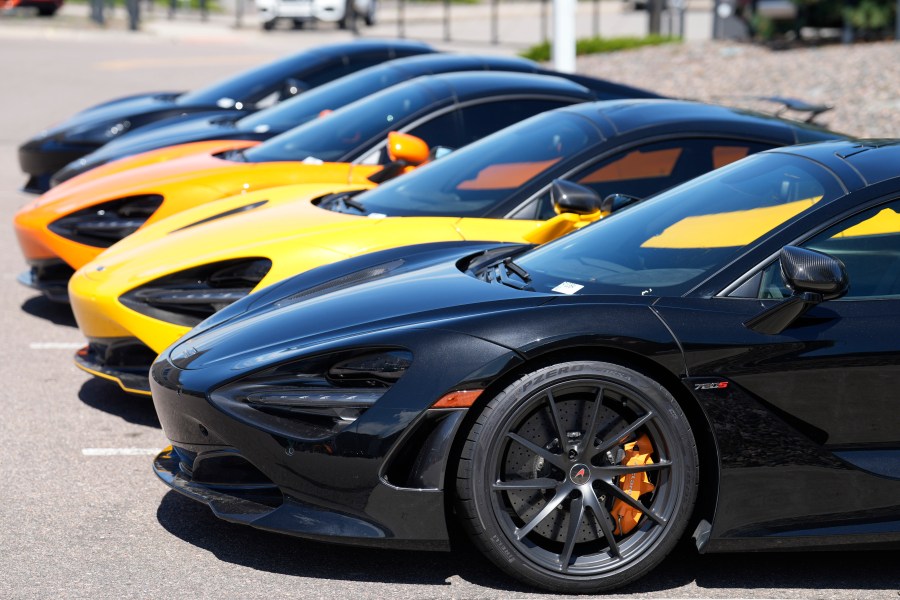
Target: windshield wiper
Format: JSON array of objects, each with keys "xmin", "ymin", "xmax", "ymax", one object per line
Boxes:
[
  {"xmin": 479, "ymin": 257, "xmax": 531, "ymax": 290},
  {"xmin": 502, "ymin": 257, "xmax": 531, "ymax": 283},
  {"xmin": 320, "ymin": 192, "xmax": 367, "ymax": 215}
]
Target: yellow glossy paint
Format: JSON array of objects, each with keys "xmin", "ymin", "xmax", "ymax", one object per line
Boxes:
[{"xmin": 69, "ymin": 183, "xmax": 600, "ymax": 358}]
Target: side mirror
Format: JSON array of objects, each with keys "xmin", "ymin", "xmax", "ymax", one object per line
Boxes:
[
  {"xmin": 280, "ymin": 78, "xmax": 308, "ymax": 100},
  {"xmin": 600, "ymin": 193, "xmax": 642, "ymax": 216},
  {"xmin": 387, "ymin": 132, "xmax": 429, "ymax": 166},
  {"xmin": 744, "ymin": 246, "xmax": 848, "ymax": 335},
  {"xmin": 551, "ymin": 179, "xmax": 601, "ymax": 216}
]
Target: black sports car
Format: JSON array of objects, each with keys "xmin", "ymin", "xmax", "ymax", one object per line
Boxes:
[
  {"xmin": 18, "ymin": 40, "xmax": 433, "ymax": 193},
  {"xmin": 151, "ymin": 139, "xmax": 900, "ymax": 592},
  {"xmin": 50, "ymin": 55, "xmax": 661, "ymax": 187}
]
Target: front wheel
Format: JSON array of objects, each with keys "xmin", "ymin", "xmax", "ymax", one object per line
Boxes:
[{"xmin": 456, "ymin": 361, "xmax": 698, "ymax": 593}]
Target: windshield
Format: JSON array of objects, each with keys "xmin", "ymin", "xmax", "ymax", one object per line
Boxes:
[
  {"xmin": 515, "ymin": 153, "xmax": 845, "ymax": 296},
  {"xmin": 243, "ymin": 80, "xmax": 442, "ymax": 164},
  {"xmin": 177, "ymin": 52, "xmax": 324, "ymax": 108},
  {"xmin": 237, "ymin": 65, "xmax": 408, "ymax": 134},
  {"xmin": 355, "ymin": 111, "xmax": 602, "ymax": 217}
]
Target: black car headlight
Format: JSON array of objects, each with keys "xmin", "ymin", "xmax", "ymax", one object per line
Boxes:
[
  {"xmin": 48, "ymin": 195, "xmax": 163, "ymax": 248},
  {"xmin": 211, "ymin": 349, "xmax": 412, "ymax": 440},
  {"xmin": 119, "ymin": 258, "xmax": 272, "ymax": 327}
]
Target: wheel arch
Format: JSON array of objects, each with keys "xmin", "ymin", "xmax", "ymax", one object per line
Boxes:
[{"xmin": 443, "ymin": 343, "xmax": 720, "ymax": 551}]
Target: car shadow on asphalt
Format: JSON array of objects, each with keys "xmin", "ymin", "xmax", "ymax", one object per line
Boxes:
[
  {"xmin": 78, "ymin": 378, "xmax": 161, "ymax": 428},
  {"xmin": 21, "ymin": 295, "xmax": 77, "ymax": 327},
  {"xmin": 156, "ymin": 490, "xmax": 900, "ymax": 594}
]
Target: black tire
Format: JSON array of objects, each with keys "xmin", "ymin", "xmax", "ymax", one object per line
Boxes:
[
  {"xmin": 456, "ymin": 361, "xmax": 698, "ymax": 593},
  {"xmin": 261, "ymin": 19, "xmax": 276, "ymax": 30},
  {"xmin": 37, "ymin": 4, "xmax": 58, "ymax": 15}
]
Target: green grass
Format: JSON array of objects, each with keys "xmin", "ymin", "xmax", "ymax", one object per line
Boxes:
[{"xmin": 520, "ymin": 34, "xmax": 680, "ymax": 62}]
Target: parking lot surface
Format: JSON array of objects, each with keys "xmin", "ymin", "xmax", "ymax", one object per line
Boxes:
[{"xmin": 0, "ymin": 24, "xmax": 898, "ymax": 600}]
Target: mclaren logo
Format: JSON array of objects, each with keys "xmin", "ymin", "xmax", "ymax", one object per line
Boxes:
[{"xmin": 694, "ymin": 381, "xmax": 729, "ymax": 390}]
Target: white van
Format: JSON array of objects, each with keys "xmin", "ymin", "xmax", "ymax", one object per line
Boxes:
[{"xmin": 258, "ymin": 0, "xmax": 376, "ymax": 30}]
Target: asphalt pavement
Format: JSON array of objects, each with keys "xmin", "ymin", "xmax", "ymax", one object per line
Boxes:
[{"xmin": 0, "ymin": 19, "xmax": 898, "ymax": 600}]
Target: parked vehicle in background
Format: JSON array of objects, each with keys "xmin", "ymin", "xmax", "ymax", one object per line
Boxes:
[
  {"xmin": 17, "ymin": 40, "xmax": 431, "ymax": 193},
  {"xmin": 0, "ymin": 0, "xmax": 63, "ymax": 15},
  {"xmin": 257, "ymin": 0, "xmax": 376, "ymax": 31}
]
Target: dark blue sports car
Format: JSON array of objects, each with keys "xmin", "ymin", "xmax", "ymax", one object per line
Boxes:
[{"xmin": 18, "ymin": 40, "xmax": 433, "ymax": 193}]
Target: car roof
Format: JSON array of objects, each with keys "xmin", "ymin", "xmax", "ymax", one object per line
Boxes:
[
  {"xmin": 386, "ymin": 53, "xmax": 540, "ymax": 76},
  {"xmin": 563, "ymin": 99, "xmax": 841, "ymax": 144},
  {"xmin": 770, "ymin": 139, "xmax": 900, "ymax": 187},
  {"xmin": 416, "ymin": 71, "xmax": 594, "ymax": 101},
  {"xmin": 307, "ymin": 39, "xmax": 434, "ymax": 57}
]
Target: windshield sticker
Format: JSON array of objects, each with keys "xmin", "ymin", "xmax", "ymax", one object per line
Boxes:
[
  {"xmin": 302, "ymin": 156, "xmax": 324, "ymax": 165},
  {"xmin": 552, "ymin": 281, "xmax": 584, "ymax": 295}
]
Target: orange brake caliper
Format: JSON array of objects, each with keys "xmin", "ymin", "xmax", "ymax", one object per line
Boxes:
[{"xmin": 610, "ymin": 432, "xmax": 655, "ymax": 535}]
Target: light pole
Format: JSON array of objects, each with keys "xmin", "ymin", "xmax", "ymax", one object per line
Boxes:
[{"xmin": 552, "ymin": 0, "xmax": 576, "ymax": 73}]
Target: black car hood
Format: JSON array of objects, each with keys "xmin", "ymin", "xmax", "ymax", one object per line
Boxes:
[
  {"xmin": 55, "ymin": 110, "xmax": 261, "ymax": 182},
  {"xmin": 168, "ymin": 242, "xmax": 548, "ymax": 372},
  {"xmin": 34, "ymin": 94, "xmax": 181, "ymax": 140}
]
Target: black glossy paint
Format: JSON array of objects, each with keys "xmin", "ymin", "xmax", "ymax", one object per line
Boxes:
[
  {"xmin": 51, "ymin": 54, "xmax": 661, "ymax": 186},
  {"xmin": 151, "ymin": 141, "xmax": 900, "ymax": 555},
  {"xmin": 18, "ymin": 40, "xmax": 434, "ymax": 193}
]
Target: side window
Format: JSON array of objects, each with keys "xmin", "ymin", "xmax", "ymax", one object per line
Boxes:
[
  {"xmin": 300, "ymin": 56, "xmax": 383, "ymax": 89},
  {"xmin": 528, "ymin": 139, "xmax": 772, "ymax": 221},
  {"xmin": 759, "ymin": 199, "xmax": 900, "ymax": 299},
  {"xmin": 457, "ymin": 99, "xmax": 576, "ymax": 146},
  {"xmin": 405, "ymin": 110, "xmax": 465, "ymax": 154}
]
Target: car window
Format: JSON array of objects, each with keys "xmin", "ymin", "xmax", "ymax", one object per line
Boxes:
[
  {"xmin": 456, "ymin": 99, "xmax": 578, "ymax": 146},
  {"xmin": 406, "ymin": 110, "xmax": 466, "ymax": 155},
  {"xmin": 515, "ymin": 152, "xmax": 843, "ymax": 297},
  {"xmin": 353, "ymin": 110, "xmax": 601, "ymax": 218},
  {"xmin": 526, "ymin": 139, "xmax": 774, "ymax": 221},
  {"xmin": 758, "ymin": 199, "xmax": 900, "ymax": 299}
]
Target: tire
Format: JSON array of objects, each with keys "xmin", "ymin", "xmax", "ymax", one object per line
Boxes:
[
  {"xmin": 456, "ymin": 360, "xmax": 698, "ymax": 593},
  {"xmin": 262, "ymin": 19, "xmax": 276, "ymax": 30},
  {"xmin": 37, "ymin": 4, "xmax": 58, "ymax": 15}
]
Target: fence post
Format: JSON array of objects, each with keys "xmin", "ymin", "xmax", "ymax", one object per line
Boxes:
[
  {"xmin": 491, "ymin": 0, "xmax": 499, "ymax": 44},
  {"xmin": 443, "ymin": 0, "xmax": 451, "ymax": 41}
]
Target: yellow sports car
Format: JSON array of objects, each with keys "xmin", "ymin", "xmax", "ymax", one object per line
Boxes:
[
  {"xmin": 67, "ymin": 99, "xmax": 845, "ymax": 394},
  {"xmin": 15, "ymin": 72, "xmax": 594, "ymax": 302}
]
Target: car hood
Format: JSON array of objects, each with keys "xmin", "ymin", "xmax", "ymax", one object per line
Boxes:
[
  {"xmin": 54, "ymin": 111, "xmax": 261, "ymax": 182},
  {"xmin": 27, "ymin": 93, "xmax": 192, "ymax": 143},
  {"xmin": 167, "ymin": 242, "xmax": 546, "ymax": 372},
  {"xmin": 36, "ymin": 140, "xmax": 261, "ymax": 200}
]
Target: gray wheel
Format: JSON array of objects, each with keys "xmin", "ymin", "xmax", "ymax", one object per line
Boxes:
[{"xmin": 456, "ymin": 361, "xmax": 698, "ymax": 593}]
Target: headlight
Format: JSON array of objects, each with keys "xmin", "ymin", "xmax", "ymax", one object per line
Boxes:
[
  {"xmin": 211, "ymin": 349, "xmax": 412, "ymax": 440},
  {"xmin": 48, "ymin": 195, "xmax": 163, "ymax": 248},
  {"xmin": 65, "ymin": 120, "xmax": 132, "ymax": 144},
  {"xmin": 119, "ymin": 258, "xmax": 272, "ymax": 327}
]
